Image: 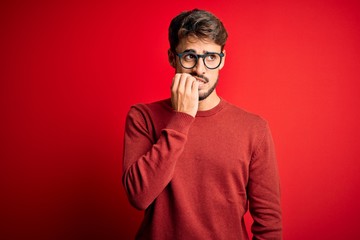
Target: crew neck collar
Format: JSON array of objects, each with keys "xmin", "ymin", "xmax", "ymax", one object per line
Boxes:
[
  {"xmin": 163, "ymin": 98, "xmax": 227, "ymax": 117},
  {"xmin": 196, "ymin": 98, "xmax": 226, "ymax": 117}
]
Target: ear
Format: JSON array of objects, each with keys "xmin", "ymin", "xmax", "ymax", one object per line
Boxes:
[
  {"xmin": 219, "ymin": 49, "xmax": 226, "ymax": 70},
  {"xmin": 168, "ymin": 49, "xmax": 176, "ymax": 68}
]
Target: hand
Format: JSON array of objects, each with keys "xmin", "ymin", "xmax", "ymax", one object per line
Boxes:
[{"xmin": 171, "ymin": 73, "xmax": 199, "ymax": 117}]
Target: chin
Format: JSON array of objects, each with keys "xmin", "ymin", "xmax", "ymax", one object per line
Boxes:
[
  {"xmin": 198, "ymin": 91, "xmax": 211, "ymax": 101},
  {"xmin": 198, "ymin": 84, "xmax": 217, "ymax": 101}
]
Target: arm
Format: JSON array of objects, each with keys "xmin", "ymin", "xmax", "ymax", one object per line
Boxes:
[
  {"xmin": 122, "ymin": 107, "xmax": 194, "ymax": 210},
  {"xmin": 248, "ymin": 122, "xmax": 282, "ymax": 239},
  {"xmin": 122, "ymin": 73, "xmax": 199, "ymax": 210}
]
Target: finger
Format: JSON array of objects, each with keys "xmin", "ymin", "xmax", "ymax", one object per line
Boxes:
[
  {"xmin": 185, "ymin": 75, "xmax": 195, "ymax": 95},
  {"xmin": 171, "ymin": 74, "xmax": 182, "ymax": 108},
  {"xmin": 192, "ymin": 80, "xmax": 199, "ymax": 97},
  {"xmin": 171, "ymin": 73, "xmax": 181, "ymax": 92},
  {"xmin": 177, "ymin": 73, "xmax": 188, "ymax": 94}
]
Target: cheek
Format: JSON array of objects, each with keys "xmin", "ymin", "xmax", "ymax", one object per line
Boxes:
[
  {"xmin": 175, "ymin": 65, "xmax": 182, "ymax": 73},
  {"xmin": 174, "ymin": 60, "xmax": 181, "ymax": 72},
  {"xmin": 175, "ymin": 64, "xmax": 191, "ymax": 74},
  {"xmin": 209, "ymin": 71, "xmax": 220, "ymax": 81}
]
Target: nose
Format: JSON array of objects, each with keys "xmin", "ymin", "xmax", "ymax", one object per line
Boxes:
[{"xmin": 193, "ymin": 56, "xmax": 206, "ymax": 75}]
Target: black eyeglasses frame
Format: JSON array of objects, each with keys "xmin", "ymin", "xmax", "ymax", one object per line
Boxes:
[{"xmin": 175, "ymin": 51, "xmax": 225, "ymax": 70}]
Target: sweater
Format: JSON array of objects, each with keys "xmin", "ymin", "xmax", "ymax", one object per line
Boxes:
[{"xmin": 122, "ymin": 98, "xmax": 282, "ymax": 240}]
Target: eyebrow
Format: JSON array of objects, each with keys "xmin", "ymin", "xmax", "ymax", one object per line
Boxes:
[
  {"xmin": 182, "ymin": 49, "xmax": 217, "ymax": 54},
  {"xmin": 183, "ymin": 49, "xmax": 196, "ymax": 53}
]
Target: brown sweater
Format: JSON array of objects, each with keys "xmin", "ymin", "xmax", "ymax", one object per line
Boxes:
[{"xmin": 122, "ymin": 98, "xmax": 282, "ymax": 240}]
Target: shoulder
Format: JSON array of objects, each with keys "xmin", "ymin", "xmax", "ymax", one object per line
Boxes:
[
  {"xmin": 222, "ymin": 100, "xmax": 273, "ymax": 152},
  {"xmin": 126, "ymin": 99, "xmax": 175, "ymax": 129},
  {"xmin": 131, "ymin": 98, "xmax": 172, "ymax": 113},
  {"xmin": 222, "ymin": 99, "xmax": 268, "ymax": 128},
  {"xmin": 128, "ymin": 98, "xmax": 173, "ymax": 117}
]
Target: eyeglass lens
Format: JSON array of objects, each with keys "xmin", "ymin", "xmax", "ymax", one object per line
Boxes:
[{"xmin": 179, "ymin": 53, "xmax": 222, "ymax": 69}]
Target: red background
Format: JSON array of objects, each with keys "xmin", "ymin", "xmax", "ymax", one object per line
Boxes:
[{"xmin": 1, "ymin": 0, "xmax": 360, "ymax": 239}]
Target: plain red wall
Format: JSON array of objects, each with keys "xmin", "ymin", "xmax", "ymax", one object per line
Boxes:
[{"xmin": 1, "ymin": 0, "xmax": 360, "ymax": 239}]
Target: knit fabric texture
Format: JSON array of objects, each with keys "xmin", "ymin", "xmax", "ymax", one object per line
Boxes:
[{"xmin": 122, "ymin": 98, "xmax": 282, "ymax": 240}]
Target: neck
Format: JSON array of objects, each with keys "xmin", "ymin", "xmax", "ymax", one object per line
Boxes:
[{"xmin": 198, "ymin": 91, "xmax": 221, "ymax": 111}]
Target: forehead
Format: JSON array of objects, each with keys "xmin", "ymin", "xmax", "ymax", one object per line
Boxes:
[{"xmin": 176, "ymin": 36, "xmax": 222, "ymax": 53}]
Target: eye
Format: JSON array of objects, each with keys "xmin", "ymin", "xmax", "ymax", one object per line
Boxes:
[
  {"xmin": 206, "ymin": 54, "xmax": 218, "ymax": 61},
  {"xmin": 183, "ymin": 53, "xmax": 197, "ymax": 61}
]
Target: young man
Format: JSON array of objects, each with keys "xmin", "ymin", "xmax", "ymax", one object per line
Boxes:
[{"xmin": 122, "ymin": 9, "xmax": 282, "ymax": 240}]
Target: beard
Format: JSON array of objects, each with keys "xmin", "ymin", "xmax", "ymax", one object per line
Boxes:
[{"xmin": 191, "ymin": 73, "xmax": 219, "ymax": 101}]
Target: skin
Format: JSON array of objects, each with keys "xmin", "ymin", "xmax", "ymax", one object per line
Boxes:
[{"xmin": 168, "ymin": 36, "xmax": 226, "ymax": 117}]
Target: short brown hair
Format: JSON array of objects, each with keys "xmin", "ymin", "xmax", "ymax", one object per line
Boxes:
[{"xmin": 168, "ymin": 9, "xmax": 228, "ymax": 52}]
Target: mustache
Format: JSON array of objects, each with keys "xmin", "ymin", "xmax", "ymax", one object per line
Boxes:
[{"xmin": 190, "ymin": 73, "xmax": 209, "ymax": 83}]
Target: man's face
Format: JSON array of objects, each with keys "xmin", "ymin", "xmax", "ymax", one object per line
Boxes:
[{"xmin": 171, "ymin": 36, "xmax": 225, "ymax": 101}]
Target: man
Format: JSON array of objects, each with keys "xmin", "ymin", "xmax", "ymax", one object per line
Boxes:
[{"xmin": 122, "ymin": 9, "xmax": 282, "ymax": 240}]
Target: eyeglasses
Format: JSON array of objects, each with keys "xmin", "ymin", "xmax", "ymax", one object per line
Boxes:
[{"xmin": 176, "ymin": 51, "xmax": 224, "ymax": 70}]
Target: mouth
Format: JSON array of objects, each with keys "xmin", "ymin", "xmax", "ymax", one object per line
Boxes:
[{"xmin": 194, "ymin": 77, "xmax": 207, "ymax": 84}]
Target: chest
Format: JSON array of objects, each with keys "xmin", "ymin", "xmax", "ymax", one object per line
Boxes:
[{"xmin": 175, "ymin": 117, "xmax": 252, "ymax": 182}]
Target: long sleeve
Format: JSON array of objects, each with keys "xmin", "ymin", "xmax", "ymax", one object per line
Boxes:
[
  {"xmin": 248, "ymin": 122, "xmax": 282, "ymax": 240},
  {"xmin": 122, "ymin": 105, "xmax": 194, "ymax": 210}
]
